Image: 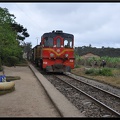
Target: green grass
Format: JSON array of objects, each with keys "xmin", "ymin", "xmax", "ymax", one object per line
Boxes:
[{"xmin": 71, "ymin": 66, "xmax": 120, "ymax": 88}]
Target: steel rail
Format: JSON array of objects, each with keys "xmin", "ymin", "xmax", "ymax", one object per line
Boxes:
[{"xmin": 55, "ymin": 76, "xmax": 120, "ymax": 117}]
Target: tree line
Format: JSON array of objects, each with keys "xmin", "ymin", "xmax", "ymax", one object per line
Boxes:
[
  {"xmin": 75, "ymin": 46, "xmax": 120, "ymax": 57},
  {"xmin": 0, "ymin": 7, "xmax": 30, "ymax": 67}
]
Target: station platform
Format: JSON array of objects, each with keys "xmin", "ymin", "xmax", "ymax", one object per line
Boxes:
[{"xmin": 0, "ymin": 64, "xmax": 85, "ymax": 117}]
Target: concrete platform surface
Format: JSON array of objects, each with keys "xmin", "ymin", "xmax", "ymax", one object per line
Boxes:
[
  {"xmin": 29, "ymin": 64, "xmax": 85, "ymax": 117},
  {"xmin": 0, "ymin": 64, "xmax": 85, "ymax": 117}
]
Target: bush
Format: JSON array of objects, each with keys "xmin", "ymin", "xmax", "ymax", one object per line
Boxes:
[
  {"xmin": 8, "ymin": 56, "xmax": 19, "ymax": 66},
  {"xmin": 85, "ymin": 68, "xmax": 94, "ymax": 74},
  {"xmin": 85, "ymin": 68, "xmax": 113, "ymax": 76},
  {"xmin": 75, "ymin": 64, "xmax": 80, "ymax": 68},
  {"xmin": 99, "ymin": 68, "xmax": 113, "ymax": 76}
]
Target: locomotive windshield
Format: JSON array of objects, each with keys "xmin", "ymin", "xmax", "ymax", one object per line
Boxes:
[
  {"xmin": 64, "ymin": 38, "xmax": 73, "ymax": 48},
  {"xmin": 44, "ymin": 37, "xmax": 53, "ymax": 47},
  {"xmin": 42, "ymin": 31, "xmax": 74, "ymax": 48}
]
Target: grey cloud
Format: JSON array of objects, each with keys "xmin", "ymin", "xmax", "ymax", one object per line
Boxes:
[{"xmin": 0, "ymin": 3, "xmax": 120, "ymax": 48}]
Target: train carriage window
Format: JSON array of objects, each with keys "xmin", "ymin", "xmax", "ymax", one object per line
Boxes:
[
  {"xmin": 56, "ymin": 38, "xmax": 61, "ymax": 47},
  {"xmin": 44, "ymin": 37, "xmax": 53, "ymax": 47},
  {"xmin": 64, "ymin": 38, "xmax": 73, "ymax": 48}
]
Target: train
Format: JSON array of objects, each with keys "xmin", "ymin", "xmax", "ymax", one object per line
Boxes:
[{"xmin": 30, "ymin": 30, "xmax": 75, "ymax": 72}]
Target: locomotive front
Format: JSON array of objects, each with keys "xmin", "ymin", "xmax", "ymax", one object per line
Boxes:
[{"xmin": 40, "ymin": 30, "xmax": 75, "ymax": 72}]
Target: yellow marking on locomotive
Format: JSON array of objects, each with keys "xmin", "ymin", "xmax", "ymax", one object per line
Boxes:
[{"xmin": 43, "ymin": 48, "xmax": 74, "ymax": 56}]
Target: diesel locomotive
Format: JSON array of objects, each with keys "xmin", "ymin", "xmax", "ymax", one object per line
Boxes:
[{"xmin": 31, "ymin": 30, "xmax": 75, "ymax": 72}]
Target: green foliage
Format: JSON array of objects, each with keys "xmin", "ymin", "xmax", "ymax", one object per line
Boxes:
[
  {"xmin": 100, "ymin": 56, "xmax": 120, "ymax": 68},
  {"xmin": 0, "ymin": 7, "xmax": 16, "ymax": 41},
  {"xmin": 16, "ymin": 58, "xmax": 28, "ymax": 66},
  {"xmin": 75, "ymin": 46, "xmax": 120, "ymax": 57},
  {"xmin": 74, "ymin": 53, "xmax": 120, "ymax": 69},
  {"xmin": 0, "ymin": 7, "xmax": 30, "ymax": 66},
  {"xmin": 85, "ymin": 68, "xmax": 113, "ymax": 76},
  {"xmin": 99, "ymin": 68, "xmax": 113, "ymax": 76},
  {"xmin": 85, "ymin": 68, "xmax": 95, "ymax": 75},
  {"xmin": 87, "ymin": 57, "xmax": 95, "ymax": 66},
  {"xmin": 8, "ymin": 56, "xmax": 19, "ymax": 66},
  {"xmin": 11, "ymin": 23, "xmax": 29, "ymax": 41},
  {"xmin": 75, "ymin": 64, "xmax": 80, "ymax": 68},
  {"xmin": 0, "ymin": 7, "xmax": 16, "ymax": 24}
]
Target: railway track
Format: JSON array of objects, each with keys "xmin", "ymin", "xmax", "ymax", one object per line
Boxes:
[
  {"xmin": 31, "ymin": 63, "xmax": 120, "ymax": 117},
  {"xmin": 44, "ymin": 73, "xmax": 120, "ymax": 117}
]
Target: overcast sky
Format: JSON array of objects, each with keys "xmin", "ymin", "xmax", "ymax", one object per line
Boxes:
[{"xmin": 0, "ymin": 2, "xmax": 120, "ymax": 48}]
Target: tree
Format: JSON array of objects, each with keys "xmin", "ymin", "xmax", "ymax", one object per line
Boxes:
[
  {"xmin": 23, "ymin": 42, "xmax": 32, "ymax": 53},
  {"xmin": 89, "ymin": 44, "xmax": 92, "ymax": 47},
  {"xmin": 11, "ymin": 23, "xmax": 30, "ymax": 42},
  {"xmin": 0, "ymin": 7, "xmax": 17, "ymax": 65},
  {"xmin": 22, "ymin": 42, "xmax": 32, "ymax": 60},
  {"xmin": 0, "ymin": 7, "xmax": 30, "ymax": 66},
  {"xmin": 0, "ymin": 7, "xmax": 16, "ymax": 42}
]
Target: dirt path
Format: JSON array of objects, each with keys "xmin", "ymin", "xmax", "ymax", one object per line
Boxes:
[{"xmin": 0, "ymin": 66, "xmax": 61, "ymax": 117}]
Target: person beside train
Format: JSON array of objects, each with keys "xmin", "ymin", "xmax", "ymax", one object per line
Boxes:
[{"xmin": 100, "ymin": 60, "xmax": 106, "ymax": 68}]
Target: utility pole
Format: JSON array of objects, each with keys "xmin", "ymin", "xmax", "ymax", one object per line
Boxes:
[{"xmin": 36, "ymin": 37, "xmax": 39, "ymax": 45}]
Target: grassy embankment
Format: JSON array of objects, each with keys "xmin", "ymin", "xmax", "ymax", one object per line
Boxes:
[
  {"xmin": 72, "ymin": 66, "xmax": 120, "ymax": 88},
  {"xmin": 73, "ymin": 56, "xmax": 120, "ymax": 88}
]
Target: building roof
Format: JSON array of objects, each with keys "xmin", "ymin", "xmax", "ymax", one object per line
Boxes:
[{"xmin": 81, "ymin": 53, "xmax": 100, "ymax": 59}]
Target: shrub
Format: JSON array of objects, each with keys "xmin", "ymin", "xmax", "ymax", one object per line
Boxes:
[
  {"xmin": 99, "ymin": 68, "xmax": 113, "ymax": 76},
  {"xmin": 85, "ymin": 68, "xmax": 94, "ymax": 74},
  {"xmin": 8, "ymin": 56, "xmax": 19, "ymax": 66},
  {"xmin": 85, "ymin": 68, "xmax": 113, "ymax": 76},
  {"xmin": 75, "ymin": 64, "xmax": 80, "ymax": 68}
]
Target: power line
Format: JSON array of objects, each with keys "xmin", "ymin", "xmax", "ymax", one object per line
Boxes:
[
  {"xmin": 14, "ymin": 4, "xmax": 42, "ymax": 31},
  {"xmin": 12, "ymin": 4, "xmax": 43, "ymax": 46}
]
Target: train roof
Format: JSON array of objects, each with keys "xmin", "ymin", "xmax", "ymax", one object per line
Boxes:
[{"xmin": 42, "ymin": 30, "xmax": 74, "ymax": 38}]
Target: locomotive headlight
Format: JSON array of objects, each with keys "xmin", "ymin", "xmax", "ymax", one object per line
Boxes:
[
  {"xmin": 65, "ymin": 54, "xmax": 69, "ymax": 57},
  {"xmin": 50, "ymin": 53, "xmax": 54, "ymax": 57}
]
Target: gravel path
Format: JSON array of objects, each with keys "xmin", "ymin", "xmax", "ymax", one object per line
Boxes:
[{"xmin": 0, "ymin": 66, "xmax": 60, "ymax": 117}]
